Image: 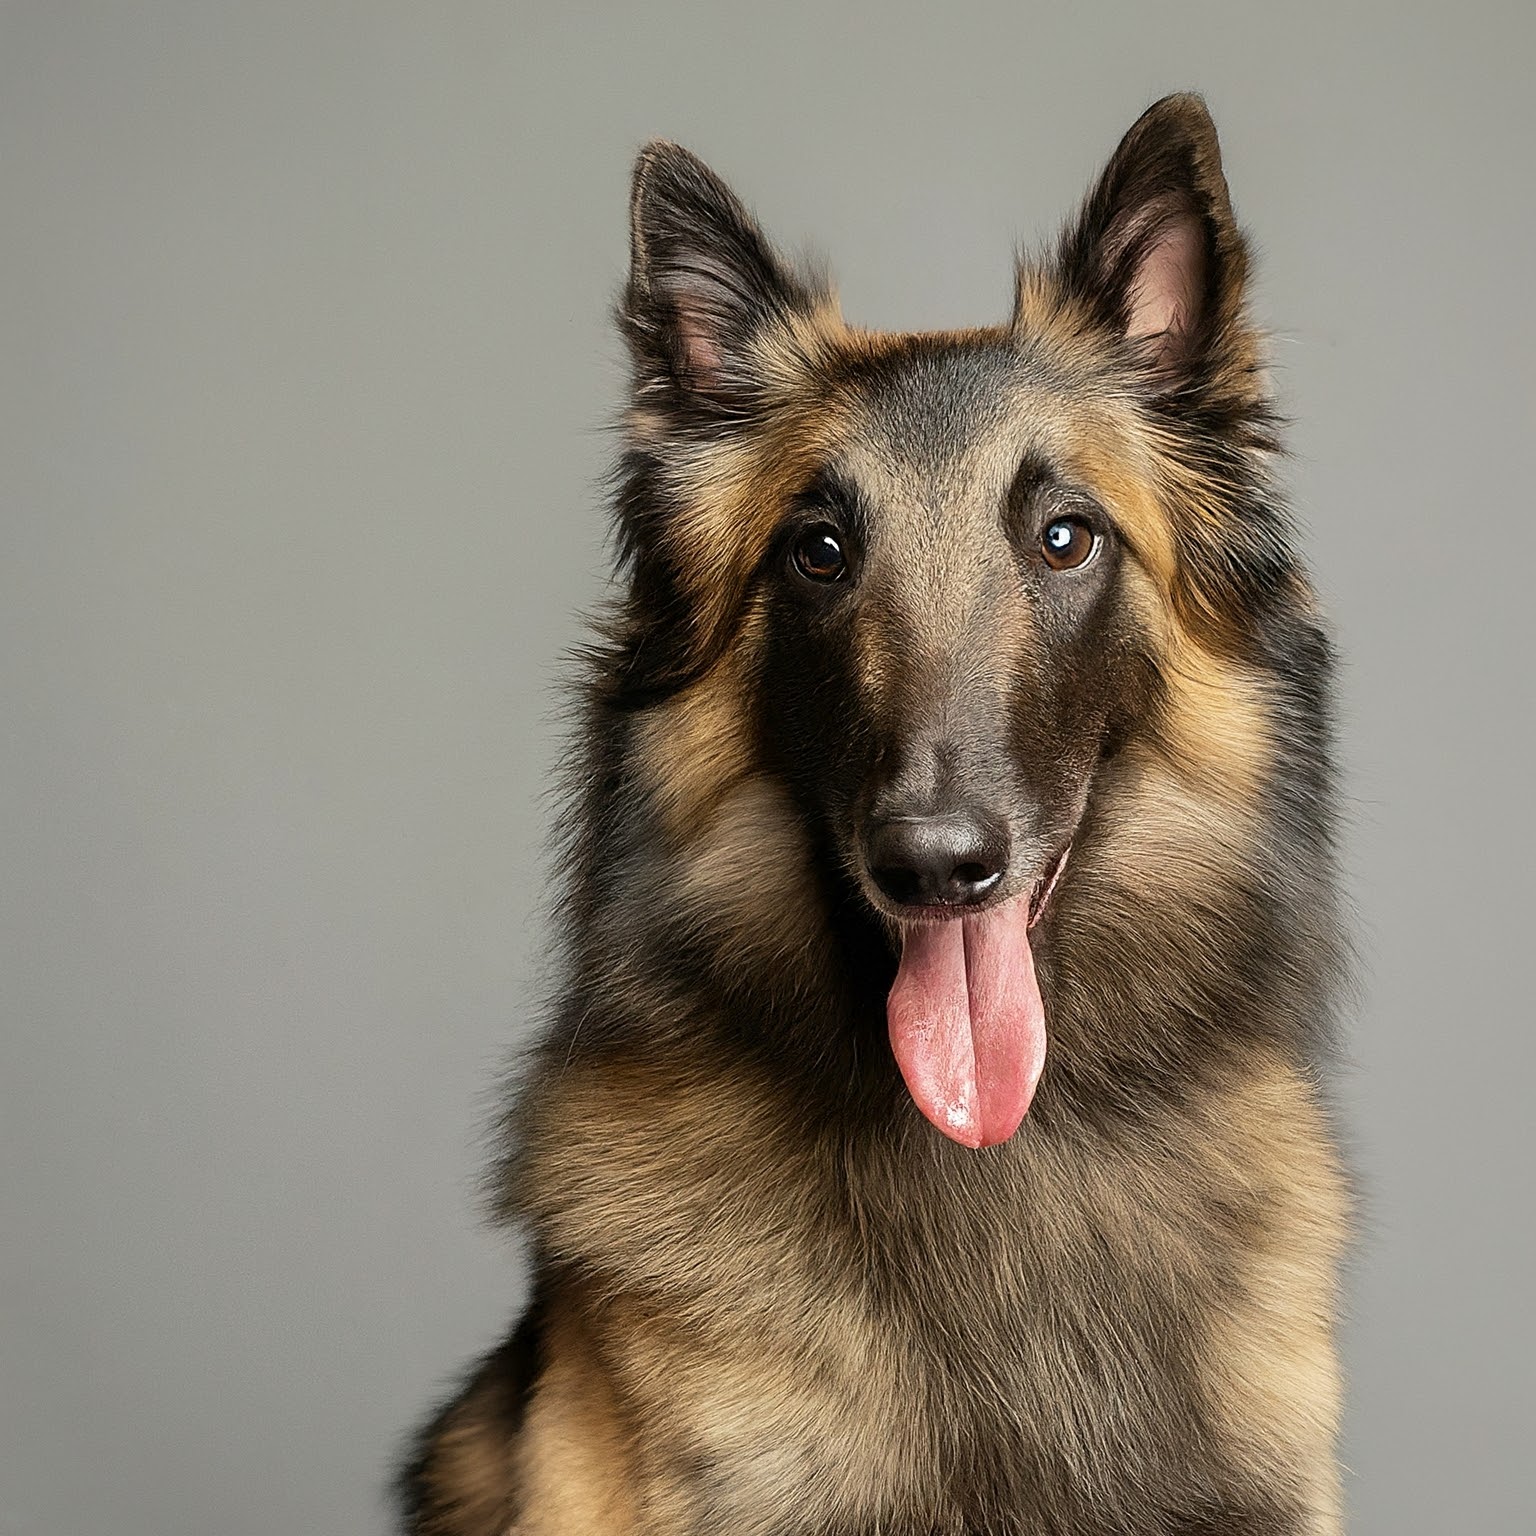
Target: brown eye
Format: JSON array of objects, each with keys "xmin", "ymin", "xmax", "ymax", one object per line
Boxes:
[
  {"xmin": 791, "ymin": 525, "xmax": 847, "ymax": 583},
  {"xmin": 1041, "ymin": 516, "xmax": 1098, "ymax": 571}
]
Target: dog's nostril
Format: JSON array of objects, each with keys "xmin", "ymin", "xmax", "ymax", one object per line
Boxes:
[{"xmin": 866, "ymin": 812, "xmax": 1010, "ymax": 909}]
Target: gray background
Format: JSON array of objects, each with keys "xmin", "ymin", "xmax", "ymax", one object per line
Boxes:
[{"xmin": 3, "ymin": 3, "xmax": 1531, "ymax": 1533}]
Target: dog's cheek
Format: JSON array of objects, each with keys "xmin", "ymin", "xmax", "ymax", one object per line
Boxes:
[{"xmin": 1012, "ymin": 572, "xmax": 1150, "ymax": 817}]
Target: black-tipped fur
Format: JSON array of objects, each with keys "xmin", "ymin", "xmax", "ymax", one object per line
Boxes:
[
  {"xmin": 401, "ymin": 95, "xmax": 1350, "ymax": 1536},
  {"xmin": 624, "ymin": 141, "xmax": 819, "ymax": 414}
]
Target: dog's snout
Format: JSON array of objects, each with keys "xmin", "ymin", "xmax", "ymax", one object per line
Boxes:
[{"xmin": 866, "ymin": 810, "xmax": 1010, "ymax": 909}]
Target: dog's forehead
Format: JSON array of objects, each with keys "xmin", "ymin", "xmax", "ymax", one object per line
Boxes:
[{"xmin": 830, "ymin": 338, "xmax": 1062, "ymax": 514}]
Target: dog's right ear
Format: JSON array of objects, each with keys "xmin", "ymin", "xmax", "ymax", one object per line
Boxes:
[
  {"xmin": 1048, "ymin": 94, "xmax": 1254, "ymax": 399},
  {"xmin": 623, "ymin": 142, "xmax": 818, "ymax": 417}
]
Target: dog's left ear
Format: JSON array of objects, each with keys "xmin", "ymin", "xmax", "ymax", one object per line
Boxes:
[
  {"xmin": 1051, "ymin": 94, "xmax": 1252, "ymax": 392},
  {"xmin": 623, "ymin": 142, "xmax": 819, "ymax": 415}
]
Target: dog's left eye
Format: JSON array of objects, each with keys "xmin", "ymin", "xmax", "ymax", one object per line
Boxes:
[
  {"xmin": 790, "ymin": 525, "xmax": 848, "ymax": 583},
  {"xmin": 1041, "ymin": 517, "xmax": 1098, "ymax": 572}
]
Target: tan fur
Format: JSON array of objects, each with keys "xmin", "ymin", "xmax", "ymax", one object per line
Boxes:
[
  {"xmin": 509, "ymin": 1296, "xmax": 641, "ymax": 1535},
  {"xmin": 674, "ymin": 772, "xmax": 832, "ymax": 978},
  {"xmin": 1116, "ymin": 560, "xmax": 1274, "ymax": 801},
  {"xmin": 837, "ymin": 461, "xmax": 1041, "ymax": 744},
  {"xmin": 1195, "ymin": 1061, "xmax": 1350, "ymax": 1534},
  {"xmin": 631, "ymin": 632, "xmax": 759, "ymax": 838},
  {"xmin": 412, "ymin": 1384, "xmax": 520, "ymax": 1536},
  {"xmin": 1089, "ymin": 751, "xmax": 1262, "ymax": 917},
  {"xmin": 1161, "ymin": 631, "xmax": 1274, "ymax": 800},
  {"xmin": 1055, "ymin": 405, "xmax": 1183, "ymax": 595},
  {"xmin": 633, "ymin": 623, "xmax": 835, "ymax": 977},
  {"xmin": 410, "ymin": 101, "xmax": 1347, "ymax": 1535},
  {"xmin": 479, "ymin": 321, "xmax": 1333, "ymax": 1535},
  {"xmin": 625, "ymin": 307, "xmax": 857, "ymax": 657},
  {"xmin": 625, "ymin": 411, "xmax": 828, "ymax": 668},
  {"xmin": 520, "ymin": 1058, "xmax": 929, "ymax": 1534},
  {"xmin": 507, "ymin": 1046, "xmax": 1345, "ymax": 1534}
]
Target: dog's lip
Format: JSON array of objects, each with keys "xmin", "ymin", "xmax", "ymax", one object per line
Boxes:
[
  {"xmin": 862, "ymin": 841, "xmax": 1073, "ymax": 930},
  {"xmin": 1027, "ymin": 842, "xmax": 1071, "ymax": 929}
]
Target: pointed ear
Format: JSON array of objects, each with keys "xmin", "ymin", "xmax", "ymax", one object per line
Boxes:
[
  {"xmin": 1055, "ymin": 94, "xmax": 1251, "ymax": 389},
  {"xmin": 623, "ymin": 142, "xmax": 817, "ymax": 414}
]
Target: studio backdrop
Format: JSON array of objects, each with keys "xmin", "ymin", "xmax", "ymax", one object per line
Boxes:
[{"xmin": 2, "ymin": 4, "xmax": 1531, "ymax": 1534}]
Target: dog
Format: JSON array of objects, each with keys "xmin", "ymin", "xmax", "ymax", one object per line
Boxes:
[{"xmin": 400, "ymin": 93, "xmax": 1350, "ymax": 1536}]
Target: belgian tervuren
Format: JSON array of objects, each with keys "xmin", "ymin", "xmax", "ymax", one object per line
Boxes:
[{"xmin": 402, "ymin": 92, "xmax": 1350, "ymax": 1536}]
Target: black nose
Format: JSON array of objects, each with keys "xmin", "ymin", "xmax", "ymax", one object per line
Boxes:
[{"xmin": 865, "ymin": 811, "xmax": 1010, "ymax": 909}]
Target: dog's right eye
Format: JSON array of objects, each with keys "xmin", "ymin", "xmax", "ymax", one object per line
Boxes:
[
  {"xmin": 1041, "ymin": 516, "xmax": 1098, "ymax": 572},
  {"xmin": 790, "ymin": 525, "xmax": 848, "ymax": 583}
]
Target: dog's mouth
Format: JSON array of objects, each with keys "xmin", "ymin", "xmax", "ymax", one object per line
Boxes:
[
  {"xmin": 1027, "ymin": 841, "xmax": 1071, "ymax": 929},
  {"xmin": 884, "ymin": 842, "xmax": 1070, "ymax": 1150}
]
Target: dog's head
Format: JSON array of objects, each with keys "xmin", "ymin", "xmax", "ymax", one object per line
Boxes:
[{"xmin": 599, "ymin": 96, "xmax": 1310, "ymax": 1146}]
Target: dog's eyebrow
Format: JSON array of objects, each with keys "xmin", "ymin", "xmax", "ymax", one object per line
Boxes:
[
  {"xmin": 1005, "ymin": 453, "xmax": 1056, "ymax": 512},
  {"xmin": 796, "ymin": 469, "xmax": 868, "ymax": 532}
]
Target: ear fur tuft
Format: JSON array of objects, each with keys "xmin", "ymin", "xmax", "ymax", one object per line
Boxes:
[
  {"xmin": 624, "ymin": 142, "xmax": 816, "ymax": 412},
  {"xmin": 1052, "ymin": 93, "xmax": 1254, "ymax": 393}
]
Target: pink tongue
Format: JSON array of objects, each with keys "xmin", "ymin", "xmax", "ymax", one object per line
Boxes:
[{"xmin": 887, "ymin": 897, "xmax": 1046, "ymax": 1148}]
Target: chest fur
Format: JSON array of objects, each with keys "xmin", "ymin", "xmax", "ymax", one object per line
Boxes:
[{"xmin": 517, "ymin": 1052, "xmax": 1345, "ymax": 1534}]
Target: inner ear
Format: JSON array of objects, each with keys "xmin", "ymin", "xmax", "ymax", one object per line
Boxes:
[
  {"xmin": 674, "ymin": 295, "xmax": 726, "ymax": 390},
  {"xmin": 1124, "ymin": 207, "xmax": 1209, "ymax": 365},
  {"xmin": 1049, "ymin": 94, "xmax": 1247, "ymax": 388},
  {"xmin": 655, "ymin": 248, "xmax": 763, "ymax": 396},
  {"xmin": 625, "ymin": 142, "xmax": 821, "ymax": 411}
]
